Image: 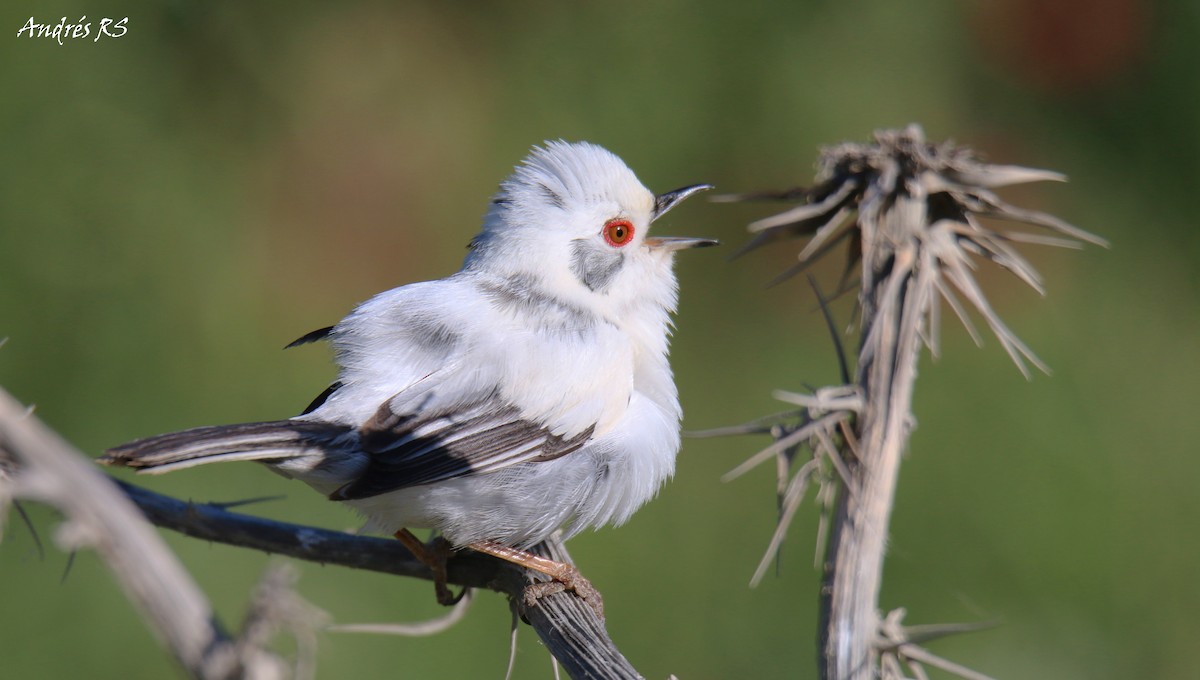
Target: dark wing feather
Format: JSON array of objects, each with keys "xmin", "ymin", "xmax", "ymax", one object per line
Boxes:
[
  {"xmin": 331, "ymin": 398, "xmax": 594, "ymax": 501},
  {"xmin": 285, "ymin": 326, "xmax": 335, "ymax": 349},
  {"xmin": 300, "ymin": 382, "xmax": 342, "ymax": 415}
]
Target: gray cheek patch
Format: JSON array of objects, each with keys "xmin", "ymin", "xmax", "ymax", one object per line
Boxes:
[{"xmin": 570, "ymin": 240, "xmax": 625, "ymax": 292}]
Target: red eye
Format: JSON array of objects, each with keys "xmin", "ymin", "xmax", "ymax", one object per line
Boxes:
[{"xmin": 602, "ymin": 219, "xmax": 635, "ymax": 247}]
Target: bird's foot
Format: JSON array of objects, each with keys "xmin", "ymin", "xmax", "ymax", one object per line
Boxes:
[
  {"xmin": 467, "ymin": 540, "xmax": 604, "ymax": 619},
  {"xmin": 393, "ymin": 528, "xmax": 468, "ymax": 606}
]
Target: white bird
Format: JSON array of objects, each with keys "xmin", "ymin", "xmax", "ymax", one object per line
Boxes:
[{"xmin": 102, "ymin": 141, "xmax": 715, "ymax": 615}]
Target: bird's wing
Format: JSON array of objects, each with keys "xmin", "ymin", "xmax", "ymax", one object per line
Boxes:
[
  {"xmin": 330, "ymin": 394, "xmax": 594, "ymax": 500},
  {"xmin": 320, "ymin": 275, "xmax": 612, "ymax": 501}
]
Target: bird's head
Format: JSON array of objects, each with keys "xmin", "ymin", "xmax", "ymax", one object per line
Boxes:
[{"xmin": 465, "ymin": 141, "xmax": 715, "ymax": 317}]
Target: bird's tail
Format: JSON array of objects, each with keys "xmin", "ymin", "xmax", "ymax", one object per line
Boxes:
[{"xmin": 100, "ymin": 420, "xmax": 353, "ymax": 475}]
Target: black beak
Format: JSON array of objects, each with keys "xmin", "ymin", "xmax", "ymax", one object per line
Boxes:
[{"xmin": 652, "ymin": 184, "xmax": 714, "ymax": 222}]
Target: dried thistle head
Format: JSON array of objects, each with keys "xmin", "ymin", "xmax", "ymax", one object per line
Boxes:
[
  {"xmin": 725, "ymin": 124, "xmax": 1108, "ymax": 377},
  {"xmin": 707, "ymin": 125, "xmax": 1107, "ymax": 592}
]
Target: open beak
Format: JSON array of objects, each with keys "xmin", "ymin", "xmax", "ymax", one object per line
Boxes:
[
  {"xmin": 644, "ymin": 235, "xmax": 719, "ymax": 251},
  {"xmin": 646, "ymin": 184, "xmax": 720, "ymax": 251},
  {"xmin": 652, "ymin": 184, "xmax": 713, "ymax": 222}
]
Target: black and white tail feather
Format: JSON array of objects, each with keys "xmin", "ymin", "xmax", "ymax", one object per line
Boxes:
[{"xmin": 101, "ymin": 420, "xmax": 353, "ymax": 476}]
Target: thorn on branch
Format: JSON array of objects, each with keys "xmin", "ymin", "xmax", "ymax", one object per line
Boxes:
[{"xmin": 206, "ymin": 495, "xmax": 288, "ymax": 511}]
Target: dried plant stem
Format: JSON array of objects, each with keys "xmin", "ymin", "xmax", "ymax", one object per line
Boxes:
[
  {"xmin": 0, "ymin": 387, "xmax": 283, "ymax": 679},
  {"xmin": 822, "ymin": 245, "xmax": 927, "ymax": 678}
]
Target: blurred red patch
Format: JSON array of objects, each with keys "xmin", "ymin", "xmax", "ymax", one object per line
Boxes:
[{"xmin": 972, "ymin": 0, "xmax": 1149, "ymax": 92}]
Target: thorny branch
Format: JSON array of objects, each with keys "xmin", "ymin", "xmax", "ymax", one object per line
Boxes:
[
  {"xmin": 0, "ymin": 387, "xmax": 290, "ymax": 680},
  {"xmin": 714, "ymin": 125, "xmax": 1105, "ymax": 680},
  {"xmin": 0, "ymin": 387, "xmax": 642, "ymax": 680}
]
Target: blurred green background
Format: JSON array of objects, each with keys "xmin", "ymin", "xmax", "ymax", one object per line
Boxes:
[{"xmin": 2, "ymin": 0, "xmax": 1196, "ymax": 678}]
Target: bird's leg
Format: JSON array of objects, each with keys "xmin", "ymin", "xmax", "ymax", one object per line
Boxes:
[
  {"xmin": 467, "ymin": 540, "xmax": 604, "ymax": 619},
  {"xmin": 393, "ymin": 528, "xmax": 466, "ymax": 606}
]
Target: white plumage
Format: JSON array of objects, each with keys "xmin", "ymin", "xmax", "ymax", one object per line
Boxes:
[{"xmin": 104, "ymin": 141, "xmax": 714, "ymax": 553}]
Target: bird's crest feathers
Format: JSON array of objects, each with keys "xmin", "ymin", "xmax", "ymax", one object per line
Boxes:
[{"xmin": 490, "ymin": 141, "xmax": 654, "ymax": 226}]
